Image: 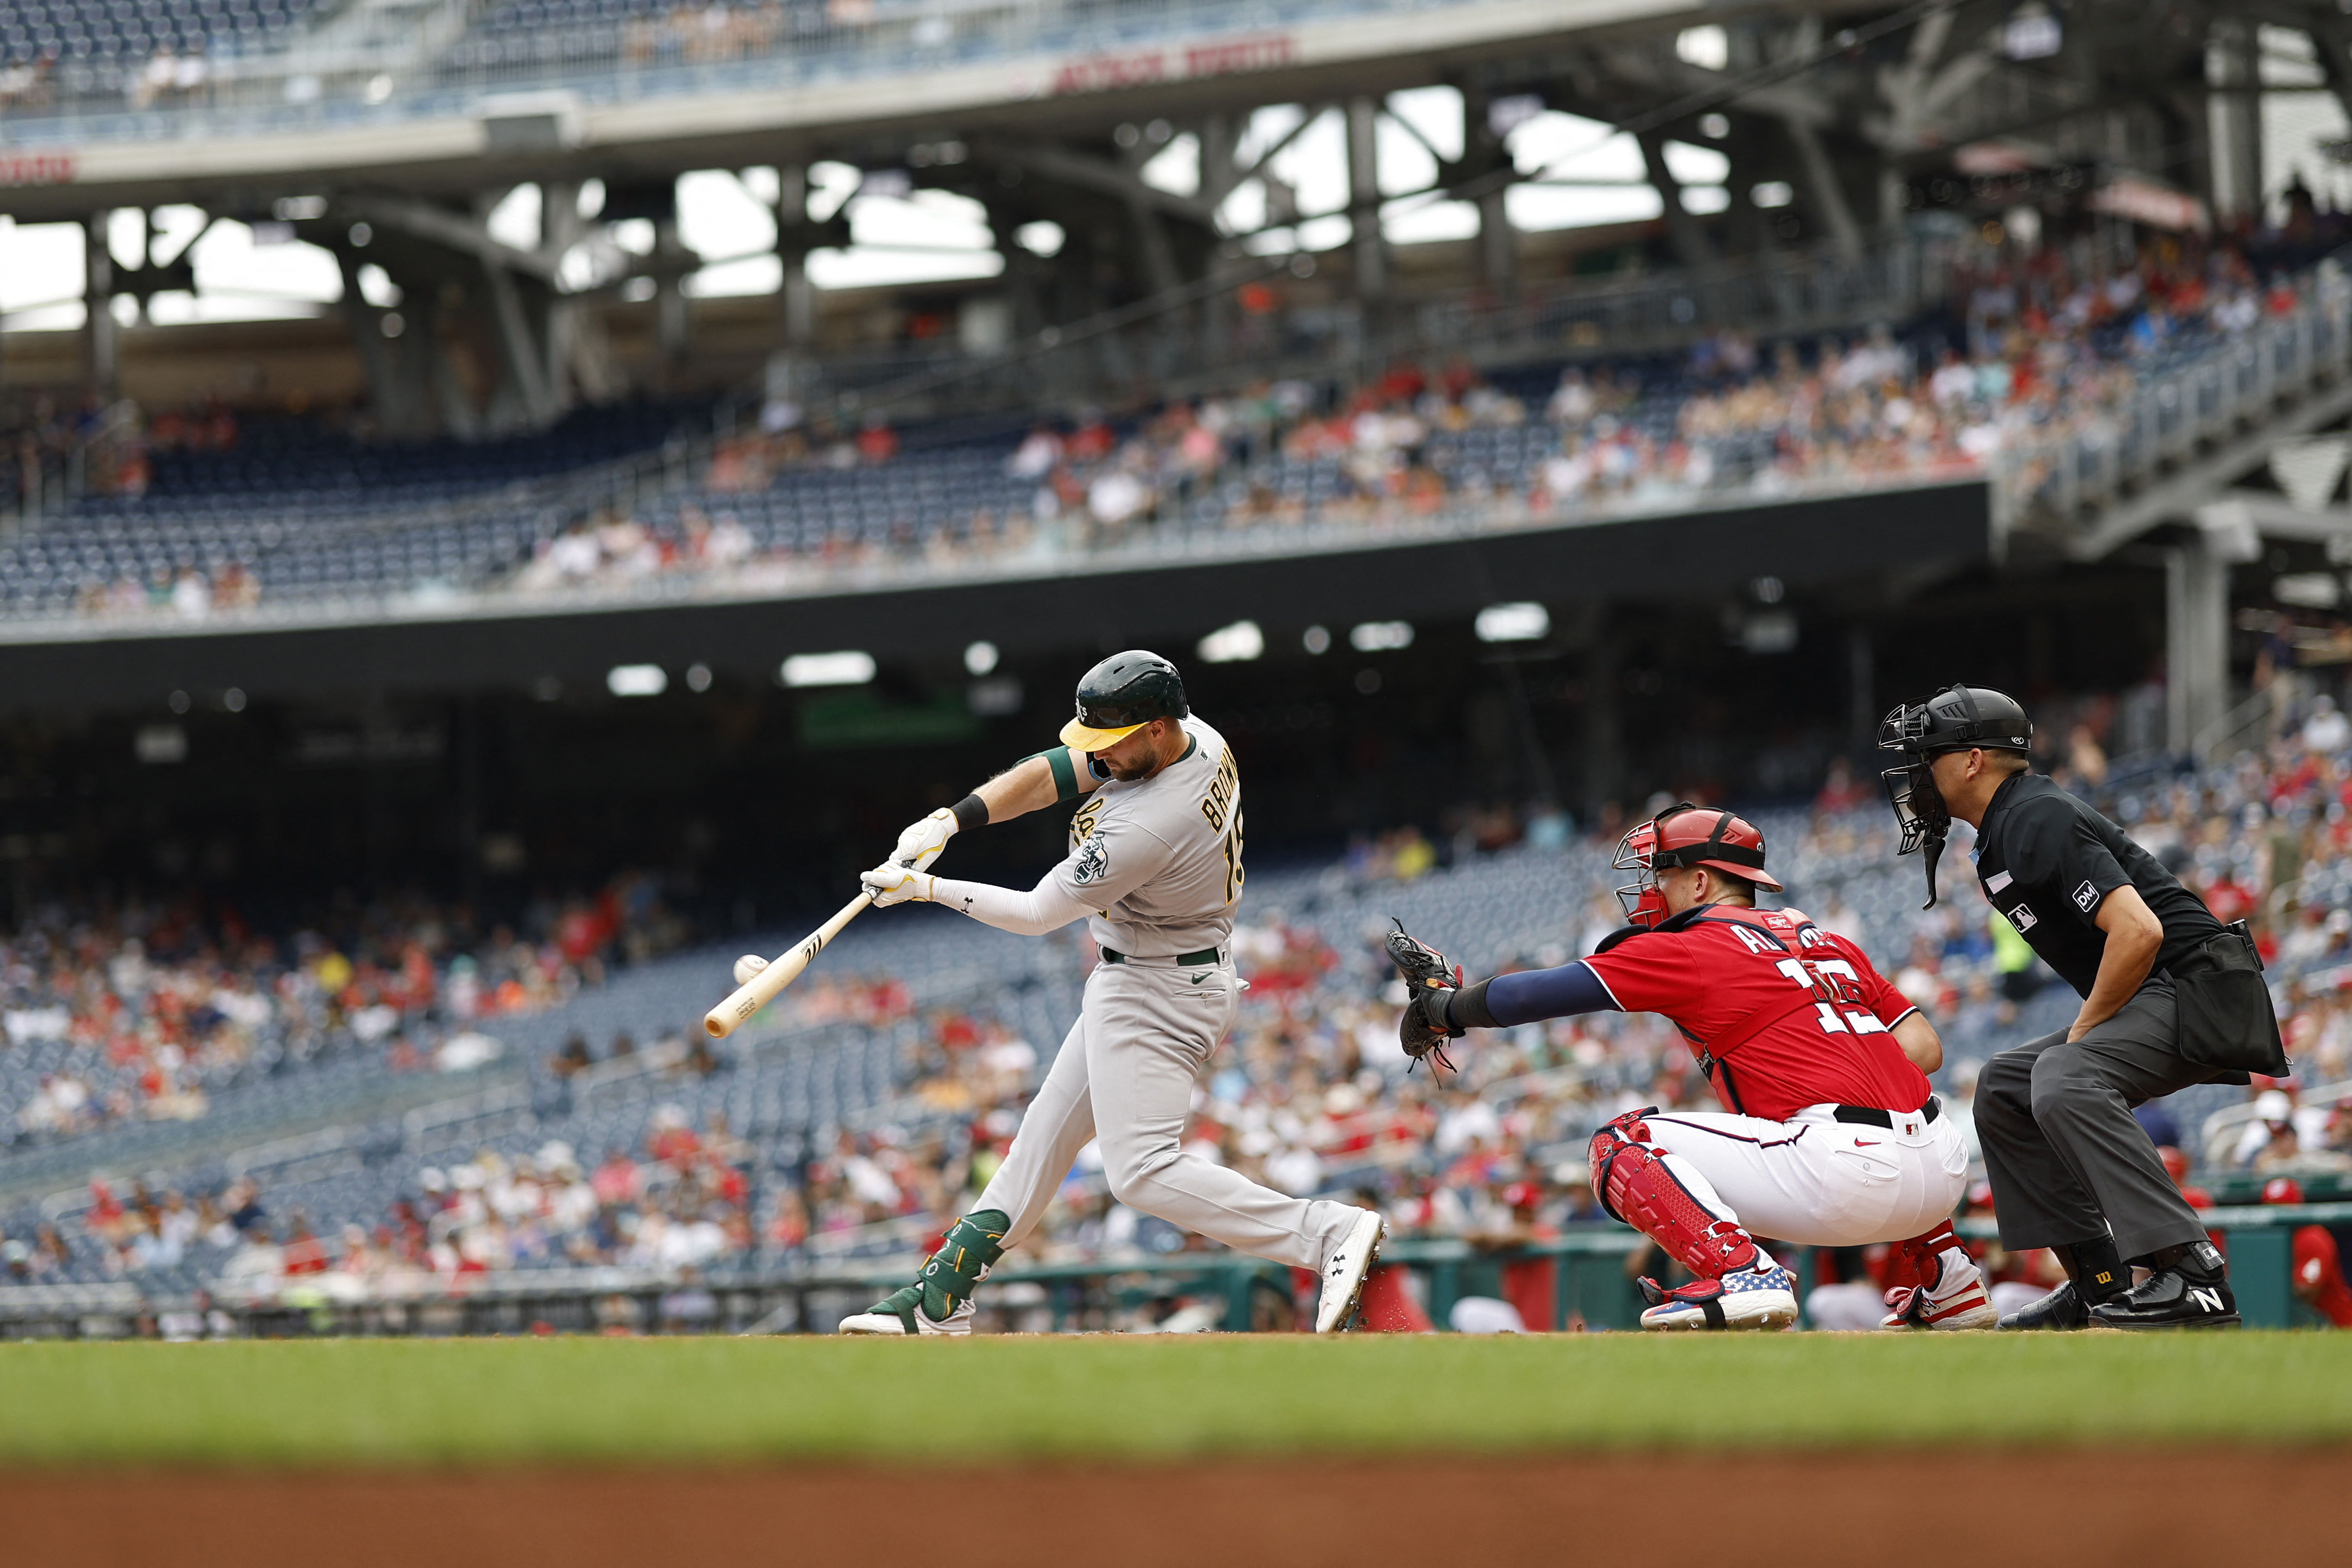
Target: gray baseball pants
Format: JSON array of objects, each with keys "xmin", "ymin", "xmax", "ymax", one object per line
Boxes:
[
  {"xmin": 975, "ymin": 957, "xmax": 1358, "ymax": 1270},
  {"xmin": 1973, "ymin": 978, "xmax": 2213, "ymax": 1261}
]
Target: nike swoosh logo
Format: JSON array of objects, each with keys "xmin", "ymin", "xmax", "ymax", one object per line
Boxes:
[
  {"xmin": 1189, "ymin": 973, "xmax": 1208, "ymax": 984},
  {"xmin": 1853, "ymin": 1139, "xmax": 1882, "ymax": 1147}
]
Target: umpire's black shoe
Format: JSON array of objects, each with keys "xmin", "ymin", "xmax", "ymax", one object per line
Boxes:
[
  {"xmin": 1996, "ymin": 1280, "xmax": 2090, "ymax": 1330},
  {"xmin": 2088, "ymin": 1244, "xmax": 2241, "ymax": 1330}
]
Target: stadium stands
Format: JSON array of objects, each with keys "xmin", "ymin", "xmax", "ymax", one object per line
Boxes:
[
  {"xmin": 0, "ymin": 398, "xmax": 707, "ymax": 619},
  {"xmin": 0, "ymin": 0, "xmax": 329, "ymax": 71},
  {"xmin": 1, "ymin": 233, "xmax": 2328, "ymax": 625},
  {"xmin": 3, "ymin": 711, "xmax": 2349, "ymax": 1322}
]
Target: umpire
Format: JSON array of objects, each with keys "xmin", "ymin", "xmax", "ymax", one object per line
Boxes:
[{"xmin": 1879, "ymin": 685, "xmax": 2286, "ymax": 1329}]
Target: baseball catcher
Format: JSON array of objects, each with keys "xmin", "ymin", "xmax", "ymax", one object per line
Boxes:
[{"xmin": 1395, "ymin": 802, "xmax": 1989, "ymax": 1331}]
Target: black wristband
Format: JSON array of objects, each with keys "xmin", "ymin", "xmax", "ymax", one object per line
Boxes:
[
  {"xmin": 950, "ymin": 793, "xmax": 989, "ymax": 833},
  {"xmin": 1448, "ymin": 977, "xmax": 1498, "ymax": 1030}
]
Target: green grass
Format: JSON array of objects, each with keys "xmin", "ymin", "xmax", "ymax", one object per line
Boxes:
[{"xmin": 0, "ymin": 1334, "xmax": 2346, "ymax": 1466}]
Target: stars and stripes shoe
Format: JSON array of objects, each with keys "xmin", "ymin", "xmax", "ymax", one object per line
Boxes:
[
  {"xmin": 1638, "ymin": 1257, "xmax": 1798, "ymax": 1331},
  {"xmin": 1880, "ymin": 1250, "xmax": 1997, "ymax": 1331},
  {"xmin": 837, "ymin": 1286, "xmax": 976, "ymax": 1336},
  {"xmin": 1314, "ymin": 1208, "xmax": 1385, "ymax": 1333}
]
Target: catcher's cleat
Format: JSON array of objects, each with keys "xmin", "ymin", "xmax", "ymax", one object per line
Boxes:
[
  {"xmin": 1879, "ymin": 1224, "xmax": 1996, "ymax": 1331},
  {"xmin": 1638, "ymin": 1258, "xmax": 1798, "ymax": 1331},
  {"xmin": 838, "ymin": 1286, "xmax": 975, "ymax": 1337},
  {"xmin": 1315, "ymin": 1208, "xmax": 1385, "ymax": 1333},
  {"xmin": 2087, "ymin": 1244, "xmax": 2240, "ymax": 1330},
  {"xmin": 1880, "ymin": 1268, "xmax": 1996, "ymax": 1330},
  {"xmin": 1995, "ymin": 1279, "xmax": 2090, "ymax": 1331}
]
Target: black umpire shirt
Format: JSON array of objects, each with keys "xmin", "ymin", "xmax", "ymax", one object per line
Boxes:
[{"xmin": 1973, "ymin": 772, "xmax": 2222, "ymax": 999}]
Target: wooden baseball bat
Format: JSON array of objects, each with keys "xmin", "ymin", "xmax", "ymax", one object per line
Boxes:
[{"xmin": 702, "ymin": 890, "xmax": 874, "ymax": 1039}]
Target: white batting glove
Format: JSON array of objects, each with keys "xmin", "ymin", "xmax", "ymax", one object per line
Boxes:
[
  {"xmin": 732, "ymin": 954, "xmax": 768, "ymax": 987},
  {"xmin": 861, "ymin": 862, "xmax": 936, "ymax": 907},
  {"xmin": 891, "ymin": 808, "xmax": 958, "ymax": 874}
]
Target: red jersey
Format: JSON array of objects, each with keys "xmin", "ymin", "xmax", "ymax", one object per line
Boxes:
[
  {"xmin": 1580, "ymin": 904, "xmax": 1928, "ymax": 1121},
  {"xmin": 2294, "ymin": 1226, "xmax": 2352, "ymax": 1327}
]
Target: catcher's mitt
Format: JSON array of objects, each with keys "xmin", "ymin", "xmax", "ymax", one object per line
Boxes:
[{"xmin": 1386, "ymin": 918, "xmax": 1463, "ymax": 1075}]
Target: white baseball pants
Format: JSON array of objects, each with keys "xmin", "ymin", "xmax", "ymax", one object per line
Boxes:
[
  {"xmin": 976, "ymin": 958, "xmax": 1359, "ymax": 1270},
  {"xmin": 1635, "ymin": 1102, "xmax": 1970, "ymax": 1248}
]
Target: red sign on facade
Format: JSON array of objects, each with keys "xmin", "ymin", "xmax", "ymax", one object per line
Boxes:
[
  {"xmin": 0, "ymin": 152, "xmax": 78, "ymax": 186},
  {"xmin": 1049, "ymin": 34, "xmax": 1294, "ymax": 96}
]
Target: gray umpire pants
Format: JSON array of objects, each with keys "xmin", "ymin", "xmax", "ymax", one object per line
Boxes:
[
  {"xmin": 975, "ymin": 957, "xmax": 1359, "ymax": 1271},
  {"xmin": 1974, "ymin": 978, "xmax": 2212, "ymax": 1262}
]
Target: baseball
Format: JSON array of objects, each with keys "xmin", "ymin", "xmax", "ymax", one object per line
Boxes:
[{"xmin": 732, "ymin": 953, "xmax": 768, "ymax": 986}]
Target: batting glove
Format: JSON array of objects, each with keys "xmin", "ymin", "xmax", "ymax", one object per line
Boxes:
[
  {"xmin": 892, "ymin": 808, "xmax": 958, "ymax": 873},
  {"xmin": 862, "ymin": 863, "xmax": 936, "ymax": 907}
]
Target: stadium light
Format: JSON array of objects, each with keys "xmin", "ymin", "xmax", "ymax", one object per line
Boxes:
[
  {"xmin": 1197, "ymin": 620, "xmax": 1264, "ymax": 664},
  {"xmin": 782, "ymin": 651, "xmax": 877, "ymax": 688},
  {"xmin": 1675, "ymin": 24, "xmax": 1727, "ymax": 69},
  {"xmin": 965, "ymin": 640, "xmax": 1000, "ymax": 676},
  {"xmin": 1350, "ymin": 620, "xmax": 1414, "ymax": 652},
  {"xmin": 1303, "ymin": 625, "xmax": 1332, "ymax": 655},
  {"xmin": 1475, "ymin": 603, "xmax": 1551, "ymax": 643},
  {"xmin": 607, "ymin": 664, "xmax": 668, "ymax": 697},
  {"xmin": 135, "ymin": 725, "xmax": 186, "ymax": 765}
]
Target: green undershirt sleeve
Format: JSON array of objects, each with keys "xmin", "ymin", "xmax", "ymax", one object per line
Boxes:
[{"xmin": 1018, "ymin": 746, "xmax": 1082, "ymax": 804}]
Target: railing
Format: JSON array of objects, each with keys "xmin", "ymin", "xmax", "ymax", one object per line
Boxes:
[
  {"xmin": 1988, "ymin": 255, "xmax": 2352, "ymax": 550},
  {"xmin": 18, "ymin": 237, "xmax": 2346, "ymax": 646},
  {"xmin": 0, "ymin": 1057, "xmax": 525, "ymax": 1209},
  {"xmin": 2190, "ymin": 685, "xmax": 2279, "ymax": 766},
  {"xmin": 0, "ymin": 465, "xmax": 1988, "ymax": 647},
  {"xmin": 2199, "ymin": 1076, "xmax": 2352, "ymax": 1171},
  {"xmin": 7, "ymin": 1204, "xmax": 2348, "ymax": 1337}
]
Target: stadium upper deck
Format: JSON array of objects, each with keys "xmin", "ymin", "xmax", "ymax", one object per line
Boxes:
[{"xmin": 0, "ymin": 0, "xmax": 1710, "ymax": 206}]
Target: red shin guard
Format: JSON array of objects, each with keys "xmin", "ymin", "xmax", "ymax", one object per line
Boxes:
[{"xmin": 1589, "ymin": 1122, "xmax": 1757, "ymax": 1279}]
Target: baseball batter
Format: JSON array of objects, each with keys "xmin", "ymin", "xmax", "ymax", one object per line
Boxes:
[
  {"xmin": 1395, "ymin": 802, "xmax": 1990, "ymax": 1330},
  {"xmin": 836, "ymin": 650, "xmax": 1384, "ymax": 1335}
]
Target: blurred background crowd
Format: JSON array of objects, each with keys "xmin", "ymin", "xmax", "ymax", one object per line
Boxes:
[{"xmin": 7, "ymin": 686, "xmax": 2348, "ymax": 1331}]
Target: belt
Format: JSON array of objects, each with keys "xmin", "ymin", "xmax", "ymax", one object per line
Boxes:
[
  {"xmin": 1100, "ymin": 946, "xmax": 1224, "ymax": 968},
  {"xmin": 1833, "ymin": 1095, "xmax": 1941, "ymax": 1129}
]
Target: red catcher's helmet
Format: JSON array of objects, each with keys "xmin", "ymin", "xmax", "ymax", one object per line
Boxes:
[
  {"xmin": 1613, "ymin": 802, "xmax": 1783, "ymax": 927},
  {"xmin": 2263, "ymin": 1176, "xmax": 2306, "ymax": 1206}
]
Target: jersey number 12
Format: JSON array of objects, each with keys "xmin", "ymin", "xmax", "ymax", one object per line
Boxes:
[{"xmin": 1773, "ymin": 957, "xmax": 1888, "ymax": 1038}]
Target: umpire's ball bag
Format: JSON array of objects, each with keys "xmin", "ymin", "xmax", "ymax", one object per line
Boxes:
[{"xmin": 2172, "ymin": 920, "xmax": 2289, "ymax": 1078}]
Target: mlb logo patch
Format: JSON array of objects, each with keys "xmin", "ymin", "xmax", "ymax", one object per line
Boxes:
[
  {"xmin": 2073, "ymin": 880, "xmax": 2099, "ymax": 912},
  {"xmin": 2009, "ymin": 904, "xmax": 2037, "ymax": 932}
]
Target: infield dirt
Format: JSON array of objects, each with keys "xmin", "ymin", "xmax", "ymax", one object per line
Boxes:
[{"xmin": 8, "ymin": 1450, "xmax": 2337, "ymax": 1567}]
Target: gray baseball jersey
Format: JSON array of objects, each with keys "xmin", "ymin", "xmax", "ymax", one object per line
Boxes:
[{"xmin": 1051, "ymin": 714, "xmax": 1242, "ymax": 956}]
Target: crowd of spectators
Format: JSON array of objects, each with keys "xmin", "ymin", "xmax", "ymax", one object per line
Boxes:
[
  {"xmin": 9, "ymin": 680, "xmax": 2352, "ymax": 1325},
  {"xmin": 736, "ymin": 678, "xmax": 2352, "ymax": 1330},
  {"xmin": 0, "ymin": 393, "xmax": 98, "ymax": 524},
  {"xmin": 0, "ymin": 1102, "xmax": 759, "ymax": 1289},
  {"xmin": 1, "ymin": 871, "xmax": 692, "ymax": 1144},
  {"xmin": 504, "ymin": 230, "xmax": 2327, "ymax": 600}
]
